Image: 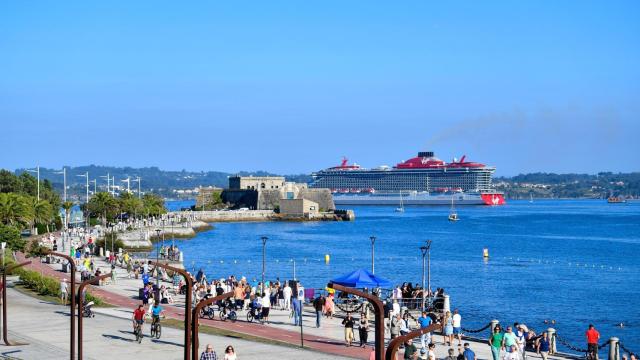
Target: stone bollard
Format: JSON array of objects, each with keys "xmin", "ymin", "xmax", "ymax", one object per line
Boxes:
[
  {"xmin": 99, "ymin": 247, "xmax": 104, "ymax": 257},
  {"xmin": 608, "ymin": 337, "xmax": 619, "ymax": 360},
  {"xmin": 547, "ymin": 328, "xmax": 556, "ymax": 354},
  {"xmin": 490, "ymin": 319, "xmax": 500, "ymax": 333},
  {"xmin": 443, "ymin": 295, "xmax": 451, "ymax": 313},
  {"xmin": 179, "ymin": 252, "xmax": 184, "ymax": 263}
]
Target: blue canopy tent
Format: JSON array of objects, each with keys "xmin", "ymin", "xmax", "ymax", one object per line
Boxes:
[{"xmin": 331, "ymin": 268, "xmax": 393, "ymax": 289}]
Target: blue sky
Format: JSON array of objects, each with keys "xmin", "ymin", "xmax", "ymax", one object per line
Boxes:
[{"xmin": 1, "ymin": 1, "xmax": 639, "ymax": 175}]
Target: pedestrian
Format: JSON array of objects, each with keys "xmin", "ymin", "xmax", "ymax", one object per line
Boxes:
[
  {"xmin": 261, "ymin": 290, "xmax": 270, "ymax": 323},
  {"xmin": 489, "ymin": 324, "xmax": 503, "ymax": 360},
  {"xmin": 463, "ymin": 343, "xmax": 476, "ymax": 360},
  {"xmin": 324, "ymin": 292, "xmax": 335, "ymax": 318},
  {"xmin": 60, "ymin": 279, "xmax": 68, "ymax": 305},
  {"xmin": 342, "ymin": 312, "xmax": 355, "ymax": 347},
  {"xmin": 358, "ymin": 311, "xmax": 369, "ymax": 347},
  {"xmin": 404, "ymin": 338, "xmax": 418, "ymax": 360},
  {"xmin": 292, "ymin": 297, "xmax": 301, "ymax": 326},
  {"xmin": 445, "ymin": 348, "xmax": 456, "ymax": 360},
  {"xmin": 200, "ymin": 344, "xmax": 217, "ymax": 360},
  {"xmin": 457, "ymin": 346, "xmax": 465, "ymax": 360},
  {"xmin": 390, "ymin": 313, "xmax": 402, "ymax": 340},
  {"xmin": 514, "ymin": 323, "xmax": 526, "ymax": 354},
  {"xmin": 536, "ymin": 331, "xmax": 551, "ymax": 360},
  {"xmin": 283, "ymin": 282, "xmax": 292, "ymax": 310},
  {"xmin": 313, "ymin": 294, "xmax": 325, "ymax": 328},
  {"xmin": 443, "ymin": 310, "xmax": 454, "ymax": 346},
  {"xmin": 586, "ymin": 324, "xmax": 600, "ymax": 360},
  {"xmin": 452, "ymin": 309, "xmax": 462, "ymax": 345},
  {"xmin": 502, "ymin": 326, "xmax": 517, "ymax": 353},
  {"xmin": 223, "ymin": 345, "xmax": 237, "ymax": 360},
  {"xmin": 418, "ymin": 311, "xmax": 432, "ymax": 349},
  {"xmin": 428, "ymin": 343, "xmax": 436, "ymax": 360}
]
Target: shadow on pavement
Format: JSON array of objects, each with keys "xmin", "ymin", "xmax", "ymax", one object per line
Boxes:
[
  {"xmin": 102, "ymin": 334, "xmax": 136, "ymax": 343},
  {"xmin": 150, "ymin": 339, "xmax": 183, "ymax": 347}
]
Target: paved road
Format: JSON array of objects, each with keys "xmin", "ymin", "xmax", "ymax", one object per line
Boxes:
[{"xmin": 2, "ymin": 283, "xmax": 349, "ymax": 360}]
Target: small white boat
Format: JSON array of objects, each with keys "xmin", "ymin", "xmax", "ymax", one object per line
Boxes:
[
  {"xmin": 395, "ymin": 191, "xmax": 405, "ymax": 212},
  {"xmin": 448, "ymin": 197, "xmax": 459, "ymax": 221}
]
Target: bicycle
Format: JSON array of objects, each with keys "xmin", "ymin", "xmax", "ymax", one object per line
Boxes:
[
  {"xmin": 133, "ymin": 321, "xmax": 144, "ymax": 343},
  {"xmin": 246, "ymin": 306, "xmax": 264, "ymax": 324},
  {"xmin": 150, "ymin": 315, "xmax": 163, "ymax": 339},
  {"xmin": 219, "ymin": 301, "xmax": 237, "ymax": 323},
  {"xmin": 200, "ymin": 304, "xmax": 215, "ymax": 320}
]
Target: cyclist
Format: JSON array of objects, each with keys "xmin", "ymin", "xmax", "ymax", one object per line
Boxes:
[
  {"xmin": 150, "ymin": 300, "xmax": 166, "ymax": 328},
  {"xmin": 132, "ymin": 304, "xmax": 146, "ymax": 336}
]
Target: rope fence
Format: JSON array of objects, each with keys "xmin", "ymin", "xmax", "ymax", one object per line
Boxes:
[{"xmin": 620, "ymin": 342, "xmax": 637, "ymax": 356}]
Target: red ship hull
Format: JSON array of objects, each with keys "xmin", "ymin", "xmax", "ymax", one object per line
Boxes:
[{"xmin": 481, "ymin": 193, "xmax": 506, "ymax": 205}]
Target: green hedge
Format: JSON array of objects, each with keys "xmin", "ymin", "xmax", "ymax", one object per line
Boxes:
[{"xmin": 13, "ymin": 267, "xmax": 104, "ymax": 306}]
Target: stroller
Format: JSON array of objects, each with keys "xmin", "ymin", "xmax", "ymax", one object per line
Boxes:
[{"xmin": 82, "ymin": 301, "xmax": 95, "ymax": 318}]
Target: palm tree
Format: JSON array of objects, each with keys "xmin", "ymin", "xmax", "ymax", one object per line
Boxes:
[
  {"xmin": 62, "ymin": 201, "xmax": 74, "ymax": 229},
  {"xmin": 87, "ymin": 192, "xmax": 118, "ymax": 226},
  {"xmin": 31, "ymin": 198, "xmax": 53, "ymax": 234},
  {"xmin": 0, "ymin": 193, "xmax": 32, "ymax": 228}
]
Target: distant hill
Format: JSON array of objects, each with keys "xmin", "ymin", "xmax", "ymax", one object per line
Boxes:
[
  {"xmin": 494, "ymin": 172, "xmax": 640, "ymax": 199},
  {"xmin": 11, "ymin": 166, "xmax": 640, "ymax": 200},
  {"xmin": 13, "ymin": 165, "xmax": 312, "ymax": 200}
]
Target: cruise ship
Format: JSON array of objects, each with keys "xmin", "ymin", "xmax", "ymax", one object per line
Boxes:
[{"xmin": 310, "ymin": 151, "xmax": 505, "ymax": 206}]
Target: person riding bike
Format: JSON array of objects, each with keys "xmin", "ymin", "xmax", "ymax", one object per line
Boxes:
[
  {"xmin": 132, "ymin": 304, "xmax": 146, "ymax": 334},
  {"xmin": 150, "ymin": 301, "xmax": 165, "ymax": 327}
]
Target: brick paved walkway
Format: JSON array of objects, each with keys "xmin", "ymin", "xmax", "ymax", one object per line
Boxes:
[{"xmin": 16, "ymin": 253, "xmax": 371, "ymax": 359}]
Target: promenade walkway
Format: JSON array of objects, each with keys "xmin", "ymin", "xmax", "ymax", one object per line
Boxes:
[{"xmin": 14, "ymin": 252, "xmax": 572, "ymax": 360}]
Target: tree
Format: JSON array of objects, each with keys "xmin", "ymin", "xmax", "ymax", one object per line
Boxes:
[
  {"xmin": 0, "ymin": 193, "xmax": 32, "ymax": 227},
  {"xmin": 119, "ymin": 192, "xmax": 143, "ymax": 218},
  {"xmin": 62, "ymin": 201, "xmax": 74, "ymax": 229},
  {"xmin": 32, "ymin": 198, "xmax": 54, "ymax": 233},
  {"xmin": 142, "ymin": 193, "xmax": 165, "ymax": 216},
  {"xmin": 86, "ymin": 192, "xmax": 119, "ymax": 226},
  {"xmin": 0, "ymin": 223, "xmax": 25, "ymax": 251}
]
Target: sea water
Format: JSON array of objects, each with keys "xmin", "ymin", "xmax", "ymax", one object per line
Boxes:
[{"xmin": 165, "ymin": 199, "xmax": 640, "ymax": 353}]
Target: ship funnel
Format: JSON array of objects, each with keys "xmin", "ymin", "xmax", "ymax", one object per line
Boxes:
[{"xmin": 418, "ymin": 151, "xmax": 434, "ymax": 158}]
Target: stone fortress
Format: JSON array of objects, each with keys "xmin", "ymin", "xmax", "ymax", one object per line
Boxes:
[{"xmin": 196, "ymin": 176, "xmax": 337, "ymax": 218}]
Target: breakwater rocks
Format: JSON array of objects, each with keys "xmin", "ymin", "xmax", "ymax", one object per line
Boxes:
[
  {"xmin": 118, "ymin": 220, "xmax": 212, "ymax": 248},
  {"xmin": 180, "ymin": 209, "xmax": 355, "ymax": 222}
]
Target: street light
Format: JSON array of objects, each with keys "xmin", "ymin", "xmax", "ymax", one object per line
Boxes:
[
  {"xmin": 90, "ymin": 179, "xmax": 97, "ymax": 195},
  {"xmin": 370, "ymin": 236, "xmax": 376, "ymax": 274},
  {"xmin": 54, "ymin": 167, "xmax": 67, "ymax": 251},
  {"xmin": 261, "ymin": 236, "xmax": 268, "ymax": 295},
  {"xmin": 76, "ymin": 172, "xmax": 89, "ymax": 229},
  {"xmin": 420, "ymin": 239, "xmax": 432, "ymax": 311},
  {"xmin": 26, "ymin": 166, "xmax": 40, "ymax": 201},
  {"xmin": 155, "ymin": 229, "xmax": 161, "ymax": 289},
  {"xmin": 54, "ymin": 167, "xmax": 67, "ymax": 202},
  {"xmin": 132, "ymin": 176, "xmax": 141, "ymax": 199},
  {"xmin": 122, "ymin": 177, "xmax": 131, "ymax": 193}
]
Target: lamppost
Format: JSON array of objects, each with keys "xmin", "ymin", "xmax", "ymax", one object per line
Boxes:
[
  {"xmin": 261, "ymin": 236, "xmax": 268, "ymax": 295},
  {"xmin": 54, "ymin": 167, "xmax": 67, "ymax": 251},
  {"xmin": 155, "ymin": 229, "xmax": 161, "ymax": 288},
  {"xmin": 420, "ymin": 240, "xmax": 432, "ymax": 311},
  {"xmin": 76, "ymin": 172, "xmax": 89, "ymax": 229},
  {"xmin": 132, "ymin": 176, "xmax": 141, "ymax": 199},
  {"xmin": 100, "ymin": 173, "xmax": 110, "ymax": 195},
  {"xmin": 370, "ymin": 236, "xmax": 377, "ymax": 274},
  {"xmin": 90, "ymin": 179, "xmax": 97, "ymax": 195},
  {"xmin": 26, "ymin": 166, "xmax": 40, "ymax": 201}
]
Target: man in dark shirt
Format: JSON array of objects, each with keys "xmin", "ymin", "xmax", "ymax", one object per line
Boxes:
[
  {"xmin": 404, "ymin": 338, "xmax": 418, "ymax": 359},
  {"xmin": 313, "ymin": 295, "xmax": 325, "ymax": 328}
]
